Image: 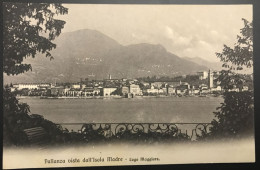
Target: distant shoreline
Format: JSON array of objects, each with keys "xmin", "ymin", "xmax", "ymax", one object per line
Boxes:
[{"xmin": 16, "ymin": 94, "xmax": 222, "ymax": 99}]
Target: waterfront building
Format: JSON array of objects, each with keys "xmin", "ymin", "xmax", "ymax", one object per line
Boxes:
[
  {"xmin": 129, "ymin": 84, "xmax": 142, "ymax": 95},
  {"xmin": 50, "ymin": 83, "xmax": 56, "ymax": 88},
  {"xmin": 38, "ymin": 84, "xmax": 51, "ymax": 89},
  {"xmin": 67, "ymin": 89, "xmax": 75, "ymax": 96},
  {"xmin": 192, "ymin": 89, "xmax": 200, "ymax": 95},
  {"xmin": 158, "ymin": 88, "xmax": 166, "ymax": 95},
  {"xmin": 93, "ymin": 87, "xmax": 101, "ymax": 96},
  {"xmin": 103, "ymin": 87, "xmax": 117, "ymax": 96},
  {"xmin": 175, "ymin": 83, "xmax": 190, "ymax": 96},
  {"xmin": 83, "ymin": 87, "xmax": 94, "ymax": 96},
  {"xmin": 201, "ymin": 89, "xmax": 210, "ymax": 94},
  {"xmin": 176, "ymin": 86, "xmax": 188, "ymax": 95},
  {"xmin": 28, "ymin": 89, "xmax": 46, "ymax": 96},
  {"xmin": 74, "ymin": 89, "xmax": 82, "ymax": 96},
  {"xmin": 72, "ymin": 84, "xmax": 81, "ymax": 89},
  {"xmin": 121, "ymin": 86, "xmax": 129, "ymax": 95},
  {"xmin": 160, "ymin": 87, "xmax": 167, "ymax": 95},
  {"xmin": 81, "ymin": 84, "xmax": 86, "ymax": 89},
  {"xmin": 167, "ymin": 82, "xmax": 181, "ymax": 88},
  {"xmin": 145, "ymin": 86, "xmax": 159, "ymax": 94},
  {"xmin": 191, "ymin": 85, "xmax": 199, "ymax": 89},
  {"xmin": 189, "ymin": 85, "xmax": 200, "ymax": 95},
  {"xmin": 200, "ymin": 84, "xmax": 208, "ymax": 90},
  {"xmin": 210, "ymin": 86, "xmax": 222, "ymax": 92},
  {"xmin": 148, "ymin": 81, "xmax": 181, "ymax": 89},
  {"xmin": 14, "ymin": 83, "xmax": 50, "ymax": 90},
  {"xmin": 81, "ymin": 87, "xmax": 100, "ymax": 96},
  {"xmin": 179, "ymin": 84, "xmax": 190, "ymax": 89},
  {"xmin": 176, "ymin": 89, "xmax": 182, "ymax": 95},
  {"xmin": 197, "ymin": 71, "xmax": 208, "ymax": 80},
  {"xmin": 167, "ymin": 87, "xmax": 176, "ymax": 95},
  {"xmin": 50, "ymin": 87, "xmax": 65, "ymax": 96},
  {"xmin": 64, "ymin": 88, "xmax": 70, "ymax": 96}
]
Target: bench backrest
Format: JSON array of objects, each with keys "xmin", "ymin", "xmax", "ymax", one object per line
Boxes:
[{"xmin": 23, "ymin": 127, "xmax": 50, "ymax": 146}]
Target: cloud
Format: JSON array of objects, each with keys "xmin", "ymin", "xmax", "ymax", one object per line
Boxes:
[
  {"xmin": 198, "ymin": 40, "xmax": 211, "ymax": 48},
  {"xmin": 210, "ymin": 30, "xmax": 218, "ymax": 36},
  {"xmin": 165, "ymin": 26, "xmax": 175, "ymax": 38},
  {"xmin": 177, "ymin": 36, "xmax": 192, "ymax": 46},
  {"xmin": 59, "ymin": 4, "xmax": 252, "ymax": 62},
  {"xmin": 164, "ymin": 26, "xmax": 192, "ymax": 47}
]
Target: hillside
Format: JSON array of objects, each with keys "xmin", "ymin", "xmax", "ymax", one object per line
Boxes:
[
  {"xmin": 4, "ymin": 29, "xmax": 208, "ymax": 84},
  {"xmin": 183, "ymin": 57, "xmax": 223, "ymax": 71}
]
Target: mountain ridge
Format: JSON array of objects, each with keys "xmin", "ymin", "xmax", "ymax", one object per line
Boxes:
[
  {"xmin": 4, "ymin": 29, "xmax": 209, "ymax": 84},
  {"xmin": 183, "ymin": 56, "xmax": 222, "ymax": 71}
]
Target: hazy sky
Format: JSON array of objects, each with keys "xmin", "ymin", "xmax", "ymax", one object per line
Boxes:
[{"xmin": 57, "ymin": 4, "xmax": 252, "ymax": 62}]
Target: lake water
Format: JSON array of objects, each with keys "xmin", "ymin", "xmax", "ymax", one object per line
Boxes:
[{"xmin": 20, "ymin": 96, "xmax": 223, "ymax": 124}]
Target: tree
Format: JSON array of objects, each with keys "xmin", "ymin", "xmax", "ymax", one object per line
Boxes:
[
  {"xmin": 210, "ymin": 91, "xmax": 254, "ymax": 138},
  {"xmin": 216, "ymin": 18, "xmax": 253, "ymax": 70},
  {"xmin": 214, "ymin": 18, "xmax": 253, "ymax": 92},
  {"xmin": 3, "ymin": 2, "xmax": 68, "ymax": 75},
  {"xmin": 204, "ymin": 19, "xmax": 254, "ymax": 140},
  {"xmin": 3, "ymin": 2, "xmax": 68, "ymax": 146},
  {"xmin": 216, "ymin": 70, "xmax": 250, "ymax": 92}
]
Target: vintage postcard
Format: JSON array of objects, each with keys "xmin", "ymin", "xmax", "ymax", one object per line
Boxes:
[{"xmin": 2, "ymin": 2, "xmax": 255, "ymax": 169}]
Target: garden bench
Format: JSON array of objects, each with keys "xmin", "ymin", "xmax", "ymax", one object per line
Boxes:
[{"xmin": 23, "ymin": 127, "xmax": 50, "ymax": 146}]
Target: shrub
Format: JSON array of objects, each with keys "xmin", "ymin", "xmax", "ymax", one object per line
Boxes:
[{"xmin": 205, "ymin": 91, "xmax": 254, "ymax": 139}]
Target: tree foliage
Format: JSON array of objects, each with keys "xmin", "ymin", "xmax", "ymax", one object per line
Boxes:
[
  {"xmin": 202, "ymin": 19, "xmax": 254, "ymax": 140},
  {"xmin": 3, "ymin": 3, "xmax": 68, "ymax": 146},
  {"xmin": 3, "ymin": 2, "xmax": 68, "ymax": 75},
  {"xmin": 3, "ymin": 88, "xmax": 67, "ymax": 146},
  {"xmin": 215, "ymin": 70, "xmax": 253, "ymax": 92},
  {"xmin": 209, "ymin": 92, "xmax": 254, "ymax": 138},
  {"xmin": 216, "ymin": 18, "xmax": 253, "ymax": 70}
]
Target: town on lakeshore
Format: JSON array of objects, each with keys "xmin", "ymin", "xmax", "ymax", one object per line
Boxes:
[{"xmin": 9, "ymin": 69, "xmax": 252, "ymax": 99}]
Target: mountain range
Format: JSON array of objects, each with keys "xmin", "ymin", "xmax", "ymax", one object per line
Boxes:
[
  {"xmin": 183, "ymin": 57, "xmax": 223, "ymax": 71},
  {"xmin": 4, "ymin": 29, "xmax": 221, "ymax": 84}
]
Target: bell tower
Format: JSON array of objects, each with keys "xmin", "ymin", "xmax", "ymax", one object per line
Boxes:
[{"xmin": 208, "ymin": 69, "xmax": 213, "ymax": 88}]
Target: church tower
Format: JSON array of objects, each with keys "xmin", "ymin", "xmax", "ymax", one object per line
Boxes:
[{"xmin": 208, "ymin": 69, "xmax": 213, "ymax": 89}]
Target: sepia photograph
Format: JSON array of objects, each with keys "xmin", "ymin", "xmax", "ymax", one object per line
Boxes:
[{"xmin": 2, "ymin": 1, "xmax": 255, "ymax": 169}]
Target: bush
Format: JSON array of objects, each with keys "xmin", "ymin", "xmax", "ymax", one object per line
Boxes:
[
  {"xmin": 3, "ymin": 88, "xmax": 67, "ymax": 146},
  {"xmin": 205, "ymin": 91, "xmax": 254, "ymax": 139}
]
